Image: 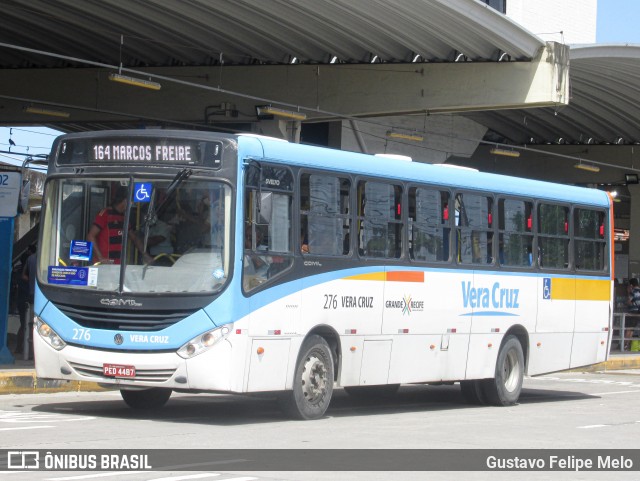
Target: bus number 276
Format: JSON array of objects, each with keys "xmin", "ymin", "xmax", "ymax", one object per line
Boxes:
[
  {"xmin": 72, "ymin": 328, "xmax": 91, "ymax": 341},
  {"xmin": 324, "ymin": 294, "xmax": 337, "ymax": 310}
]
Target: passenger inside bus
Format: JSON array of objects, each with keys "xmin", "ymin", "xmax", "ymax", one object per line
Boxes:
[
  {"xmin": 87, "ymin": 186, "xmax": 150, "ymax": 265},
  {"xmin": 175, "ymin": 194, "xmax": 211, "ymax": 253},
  {"xmin": 143, "ymin": 209, "xmax": 176, "ymax": 265}
]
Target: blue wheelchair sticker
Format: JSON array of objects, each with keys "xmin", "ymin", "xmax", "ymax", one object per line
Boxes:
[
  {"xmin": 133, "ymin": 183, "xmax": 152, "ymax": 203},
  {"xmin": 543, "ymin": 278, "xmax": 551, "ymax": 299}
]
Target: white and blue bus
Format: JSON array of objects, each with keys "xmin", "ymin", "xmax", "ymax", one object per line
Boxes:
[{"xmin": 34, "ymin": 130, "xmax": 614, "ymax": 419}]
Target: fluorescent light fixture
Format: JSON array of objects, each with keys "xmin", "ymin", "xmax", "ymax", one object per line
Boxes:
[
  {"xmin": 574, "ymin": 162, "xmax": 600, "ymax": 173},
  {"xmin": 387, "ymin": 131, "xmax": 424, "ymax": 142},
  {"xmin": 256, "ymin": 106, "xmax": 306, "ymax": 121},
  {"xmin": 625, "ymin": 173, "xmax": 639, "ymax": 184},
  {"xmin": 490, "ymin": 147, "xmax": 520, "ymax": 158},
  {"xmin": 109, "ymin": 73, "xmax": 161, "ymax": 90},
  {"xmin": 24, "ymin": 106, "xmax": 70, "ymax": 118}
]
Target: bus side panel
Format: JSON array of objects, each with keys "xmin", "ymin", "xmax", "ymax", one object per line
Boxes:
[
  {"xmin": 337, "ymin": 336, "xmax": 364, "ymax": 386},
  {"xmin": 384, "ymin": 270, "xmax": 461, "ymax": 383},
  {"xmin": 245, "ymin": 285, "xmax": 300, "ymax": 392},
  {"xmin": 299, "ymin": 274, "xmax": 384, "ymax": 387},
  {"xmin": 387, "ymin": 335, "xmax": 443, "ymax": 383},
  {"xmin": 569, "ymin": 278, "xmax": 611, "ymax": 368},
  {"xmin": 529, "ymin": 276, "xmax": 575, "ymax": 375},
  {"xmin": 433, "ymin": 271, "xmax": 472, "ymax": 382},
  {"xmin": 247, "ymin": 339, "xmax": 291, "ymax": 391},
  {"xmin": 464, "ymin": 273, "xmax": 536, "ymax": 380}
]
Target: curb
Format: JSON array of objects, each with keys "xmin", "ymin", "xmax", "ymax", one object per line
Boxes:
[
  {"xmin": 566, "ymin": 356, "xmax": 640, "ymax": 373},
  {"xmin": 0, "ymin": 372, "xmax": 106, "ymax": 395}
]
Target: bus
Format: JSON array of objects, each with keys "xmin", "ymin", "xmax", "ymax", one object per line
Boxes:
[{"xmin": 34, "ymin": 130, "xmax": 614, "ymax": 419}]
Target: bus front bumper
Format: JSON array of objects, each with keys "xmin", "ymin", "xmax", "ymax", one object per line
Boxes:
[{"xmin": 34, "ymin": 333, "xmax": 234, "ymax": 392}]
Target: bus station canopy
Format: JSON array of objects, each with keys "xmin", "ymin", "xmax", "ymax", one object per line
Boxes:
[{"xmin": 0, "ymin": 0, "xmax": 638, "ymax": 145}]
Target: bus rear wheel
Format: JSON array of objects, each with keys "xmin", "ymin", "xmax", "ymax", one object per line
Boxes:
[
  {"xmin": 279, "ymin": 335, "xmax": 334, "ymax": 420},
  {"xmin": 482, "ymin": 335, "xmax": 524, "ymax": 406},
  {"xmin": 120, "ymin": 388, "xmax": 172, "ymax": 409}
]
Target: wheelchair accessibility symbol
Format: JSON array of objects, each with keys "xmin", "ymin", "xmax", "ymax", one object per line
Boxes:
[
  {"xmin": 134, "ymin": 183, "xmax": 152, "ymax": 202},
  {"xmin": 543, "ymin": 278, "xmax": 551, "ymax": 300}
]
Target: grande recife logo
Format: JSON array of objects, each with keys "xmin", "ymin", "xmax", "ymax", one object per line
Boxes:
[
  {"xmin": 385, "ymin": 295, "xmax": 424, "ymax": 316},
  {"xmin": 460, "ymin": 281, "xmax": 520, "ymax": 317}
]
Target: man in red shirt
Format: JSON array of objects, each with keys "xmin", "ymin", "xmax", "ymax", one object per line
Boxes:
[{"xmin": 87, "ymin": 187, "xmax": 148, "ymax": 264}]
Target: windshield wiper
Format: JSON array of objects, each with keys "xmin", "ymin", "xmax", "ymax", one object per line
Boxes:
[{"xmin": 141, "ymin": 168, "xmax": 193, "ymax": 256}]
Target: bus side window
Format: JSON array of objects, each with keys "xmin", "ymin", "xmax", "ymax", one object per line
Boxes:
[
  {"xmin": 538, "ymin": 203, "xmax": 570, "ymax": 269},
  {"xmin": 498, "ymin": 198, "xmax": 534, "ymax": 268},
  {"xmin": 456, "ymin": 192, "xmax": 493, "ymax": 265},
  {"xmin": 574, "ymin": 208, "xmax": 606, "ymax": 271},
  {"xmin": 300, "ymin": 173, "xmax": 350, "ymax": 256},
  {"xmin": 409, "ymin": 187, "xmax": 450, "ymax": 262},
  {"xmin": 357, "ymin": 180, "xmax": 402, "ymax": 258}
]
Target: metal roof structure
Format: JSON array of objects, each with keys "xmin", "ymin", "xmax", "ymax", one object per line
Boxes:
[
  {"xmin": 1, "ymin": 0, "xmax": 542, "ymax": 68},
  {"xmin": 466, "ymin": 45, "xmax": 640, "ymax": 146},
  {"xmin": 0, "ymin": 0, "xmax": 638, "ymax": 149}
]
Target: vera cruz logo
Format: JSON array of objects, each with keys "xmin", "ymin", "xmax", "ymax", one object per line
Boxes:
[{"xmin": 461, "ymin": 281, "xmax": 520, "ymax": 317}]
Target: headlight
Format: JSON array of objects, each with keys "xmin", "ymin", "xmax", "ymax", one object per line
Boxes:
[
  {"xmin": 35, "ymin": 317, "xmax": 67, "ymax": 351},
  {"xmin": 177, "ymin": 325, "xmax": 231, "ymax": 359}
]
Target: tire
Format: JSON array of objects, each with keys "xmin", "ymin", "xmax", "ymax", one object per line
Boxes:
[
  {"xmin": 120, "ymin": 388, "xmax": 172, "ymax": 409},
  {"xmin": 344, "ymin": 384, "xmax": 400, "ymax": 399},
  {"xmin": 482, "ymin": 335, "xmax": 524, "ymax": 406},
  {"xmin": 460, "ymin": 380, "xmax": 487, "ymax": 405},
  {"xmin": 279, "ymin": 335, "xmax": 334, "ymax": 420}
]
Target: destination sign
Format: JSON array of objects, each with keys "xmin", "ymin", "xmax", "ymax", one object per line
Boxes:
[
  {"xmin": 57, "ymin": 138, "xmax": 223, "ymax": 168},
  {"xmin": 92, "ymin": 143, "xmax": 194, "ymax": 162}
]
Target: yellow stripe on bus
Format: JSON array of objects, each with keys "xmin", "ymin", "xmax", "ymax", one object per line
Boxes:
[
  {"xmin": 551, "ymin": 278, "xmax": 610, "ymax": 301},
  {"xmin": 344, "ymin": 272, "xmax": 386, "ymax": 281}
]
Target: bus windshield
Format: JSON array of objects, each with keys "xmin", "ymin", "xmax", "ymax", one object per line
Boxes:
[{"xmin": 39, "ymin": 176, "xmax": 232, "ymax": 294}]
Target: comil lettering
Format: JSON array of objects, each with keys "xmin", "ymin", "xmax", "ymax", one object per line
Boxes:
[{"xmin": 461, "ymin": 281, "xmax": 520, "ymax": 310}]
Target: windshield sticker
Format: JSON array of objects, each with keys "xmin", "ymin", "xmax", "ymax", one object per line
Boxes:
[
  {"xmin": 48, "ymin": 266, "xmax": 98, "ymax": 287},
  {"xmin": 69, "ymin": 240, "xmax": 93, "ymax": 261},
  {"xmin": 133, "ymin": 182, "xmax": 152, "ymax": 203}
]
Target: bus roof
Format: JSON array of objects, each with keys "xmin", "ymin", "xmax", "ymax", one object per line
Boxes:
[{"xmin": 238, "ymin": 134, "xmax": 610, "ymax": 208}]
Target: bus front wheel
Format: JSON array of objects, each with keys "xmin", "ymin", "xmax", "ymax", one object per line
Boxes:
[
  {"xmin": 120, "ymin": 388, "xmax": 172, "ymax": 409},
  {"xmin": 279, "ymin": 335, "xmax": 334, "ymax": 420},
  {"xmin": 482, "ymin": 335, "xmax": 524, "ymax": 406}
]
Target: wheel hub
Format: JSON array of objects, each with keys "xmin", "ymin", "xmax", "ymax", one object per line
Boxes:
[
  {"xmin": 503, "ymin": 349, "xmax": 520, "ymax": 393},
  {"xmin": 301, "ymin": 355, "xmax": 327, "ymax": 403}
]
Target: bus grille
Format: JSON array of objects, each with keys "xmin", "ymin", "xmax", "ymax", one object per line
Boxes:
[
  {"xmin": 53, "ymin": 302, "xmax": 197, "ymax": 331},
  {"xmin": 69, "ymin": 361, "xmax": 176, "ymax": 383}
]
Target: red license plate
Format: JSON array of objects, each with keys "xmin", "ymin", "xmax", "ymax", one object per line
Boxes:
[{"xmin": 103, "ymin": 364, "xmax": 136, "ymax": 378}]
